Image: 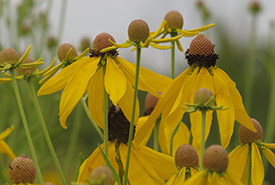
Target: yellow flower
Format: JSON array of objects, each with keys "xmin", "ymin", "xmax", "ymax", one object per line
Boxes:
[
  {"xmin": 143, "ymin": 34, "xmax": 256, "ymax": 155},
  {"xmin": 150, "ymin": 10, "xmax": 215, "ymax": 51},
  {"xmin": 184, "ymin": 145, "xmax": 244, "ymax": 185},
  {"xmin": 38, "ymin": 33, "xmax": 171, "ymax": 129},
  {"xmin": 0, "ymin": 126, "xmax": 16, "ymax": 160},
  {"xmin": 77, "ymin": 105, "xmax": 177, "ymax": 185},
  {"xmin": 228, "ymin": 118, "xmax": 275, "ymax": 185}
]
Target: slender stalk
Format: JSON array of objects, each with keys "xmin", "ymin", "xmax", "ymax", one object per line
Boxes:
[
  {"xmin": 170, "ymin": 120, "xmax": 181, "ymax": 156},
  {"xmin": 153, "ymin": 116, "xmax": 161, "ymax": 151},
  {"xmin": 80, "ymin": 98, "xmax": 104, "ymax": 141},
  {"xmin": 123, "ymin": 46, "xmax": 141, "ymax": 185},
  {"xmin": 244, "ymin": 14, "xmax": 257, "ymax": 114},
  {"xmin": 171, "ymin": 41, "xmax": 175, "ymax": 79},
  {"xmin": 26, "ymin": 79, "xmax": 67, "ymax": 185},
  {"xmin": 247, "ymin": 143, "xmax": 252, "ymax": 185},
  {"xmin": 103, "ymin": 64, "xmax": 109, "ymax": 158},
  {"xmin": 266, "ymin": 74, "xmax": 275, "ymax": 142},
  {"xmin": 9, "ymin": 70, "xmax": 44, "ymax": 184},
  {"xmin": 57, "ymin": 0, "xmax": 68, "ymax": 42},
  {"xmin": 200, "ymin": 110, "xmax": 206, "ymax": 171}
]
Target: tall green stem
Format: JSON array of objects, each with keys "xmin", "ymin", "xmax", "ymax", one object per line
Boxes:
[
  {"xmin": 171, "ymin": 41, "xmax": 175, "ymax": 79},
  {"xmin": 80, "ymin": 98, "xmax": 104, "ymax": 141},
  {"xmin": 103, "ymin": 64, "xmax": 109, "ymax": 158},
  {"xmin": 26, "ymin": 79, "xmax": 67, "ymax": 185},
  {"xmin": 123, "ymin": 46, "xmax": 141, "ymax": 185},
  {"xmin": 153, "ymin": 116, "xmax": 161, "ymax": 151},
  {"xmin": 244, "ymin": 14, "xmax": 257, "ymax": 114},
  {"xmin": 247, "ymin": 143, "xmax": 252, "ymax": 185},
  {"xmin": 57, "ymin": 0, "xmax": 68, "ymax": 42},
  {"xmin": 170, "ymin": 120, "xmax": 181, "ymax": 156},
  {"xmin": 10, "ymin": 70, "xmax": 44, "ymax": 184},
  {"xmin": 200, "ymin": 110, "xmax": 206, "ymax": 171}
]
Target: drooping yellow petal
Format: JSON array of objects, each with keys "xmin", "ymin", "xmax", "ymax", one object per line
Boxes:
[
  {"xmin": 135, "ymin": 145, "xmax": 177, "ymax": 181},
  {"xmin": 149, "ymin": 42, "xmax": 173, "ymax": 50},
  {"xmin": 225, "ymin": 172, "xmax": 244, "ymax": 185},
  {"xmin": 37, "ymin": 57, "xmax": 87, "ymax": 96},
  {"xmin": 185, "ymin": 23, "xmax": 215, "ymax": 32},
  {"xmin": 184, "ymin": 170, "xmax": 207, "ymax": 185},
  {"xmin": 211, "ymin": 172, "xmax": 225, "ymax": 185},
  {"xmin": 105, "ymin": 57, "xmax": 126, "ymax": 106},
  {"xmin": 215, "ymin": 68, "xmax": 256, "ymax": 132},
  {"xmin": 59, "ymin": 58, "xmax": 99, "ymax": 128},
  {"xmin": 117, "ymin": 57, "xmax": 172, "ymax": 95},
  {"xmin": 0, "ymin": 141, "xmax": 16, "ymax": 160},
  {"xmin": 165, "ymin": 174, "xmax": 177, "ymax": 185},
  {"xmin": 77, "ymin": 143, "xmax": 117, "ymax": 183},
  {"xmin": 0, "ymin": 126, "xmax": 14, "ymax": 140},
  {"xmin": 251, "ymin": 142, "xmax": 264, "ymax": 185},
  {"xmin": 261, "ymin": 147, "xmax": 275, "ymax": 168},
  {"xmin": 174, "ymin": 168, "xmax": 186, "ymax": 185},
  {"xmin": 88, "ymin": 67, "xmax": 104, "ymax": 128},
  {"xmin": 133, "ymin": 116, "xmax": 150, "ymax": 146},
  {"xmin": 262, "ymin": 142, "xmax": 275, "ymax": 149},
  {"xmin": 119, "ymin": 145, "xmax": 160, "ymax": 185},
  {"xmin": 176, "ymin": 29, "xmax": 199, "ymax": 37},
  {"xmin": 118, "ymin": 81, "xmax": 139, "ymax": 125},
  {"xmin": 0, "ymin": 77, "xmax": 11, "ymax": 83},
  {"xmin": 228, "ymin": 145, "xmax": 248, "ymax": 181}
]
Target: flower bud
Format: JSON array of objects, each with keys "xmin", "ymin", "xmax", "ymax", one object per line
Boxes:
[
  {"xmin": 0, "ymin": 48, "xmax": 20, "ymax": 65},
  {"xmin": 90, "ymin": 166, "xmax": 113, "ymax": 185},
  {"xmin": 92, "ymin": 33, "xmax": 116, "ymax": 55},
  {"xmin": 194, "ymin": 88, "xmax": 214, "ymax": 106},
  {"xmin": 144, "ymin": 93, "xmax": 160, "ymax": 116},
  {"xmin": 189, "ymin": 33, "xmax": 214, "ymax": 56},
  {"xmin": 164, "ymin": 10, "xmax": 184, "ymax": 29},
  {"xmin": 203, "ymin": 145, "xmax": 228, "ymax": 173},
  {"xmin": 57, "ymin": 43, "xmax": 78, "ymax": 62},
  {"xmin": 175, "ymin": 144, "xmax": 199, "ymax": 170},
  {"xmin": 17, "ymin": 57, "xmax": 37, "ymax": 75},
  {"xmin": 239, "ymin": 118, "xmax": 263, "ymax": 144},
  {"xmin": 128, "ymin": 19, "xmax": 150, "ymax": 43},
  {"xmin": 9, "ymin": 154, "xmax": 36, "ymax": 184}
]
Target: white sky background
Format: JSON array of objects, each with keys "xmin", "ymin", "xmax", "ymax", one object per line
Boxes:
[{"xmin": 7, "ymin": 0, "xmax": 275, "ymax": 76}]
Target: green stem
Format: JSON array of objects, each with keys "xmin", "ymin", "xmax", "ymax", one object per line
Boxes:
[
  {"xmin": 10, "ymin": 70, "xmax": 44, "ymax": 184},
  {"xmin": 170, "ymin": 120, "xmax": 181, "ymax": 156},
  {"xmin": 103, "ymin": 64, "xmax": 109, "ymax": 158},
  {"xmin": 200, "ymin": 110, "xmax": 206, "ymax": 171},
  {"xmin": 123, "ymin": 46, "xmax": 141, "ymax": 185},
  {"xmin": 80, "ymin": 98, "xmax": 104, "ymax": 141},
  {"xmin": 247, "ymin": 143, "xmax": 252, "ymax": 185},
  {"xmin": 171, "ymin": 41, "xmax": 175, "ymax": 79},
  {"xmin": 265, "ymin": 74, "xmax": 275, "ymax": 142},
  {"xmin": 57, "ymin": 0, "xmax": 68, "ymax": 42},
  {"xmin": 244, "ymin": 14, "xmax": 257, "ymax": 114},
  {"xmin": 153, "ymin": 116, "xmax": 161, "ymax": 151},
  {"xmin": 26, "ymin": 79, "xmax": 67, "ymax": 185}
]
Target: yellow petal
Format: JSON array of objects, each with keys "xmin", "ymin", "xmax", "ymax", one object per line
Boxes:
[
  {"xmin": 77, "ymin": 143, "xmax": 116, "ymax": 183},
  {"xmin": 215, "ymin": 68, "xmax": 256, "ymax": 132},
  {"xmin": 0, "ymin": 77, "xmax": 11, "ymax": 83},
  {"xmin": 150, "ymin": 20, "xmax": 166, "ymax": 39},
  {"xmin": 184, "ymin": 170, "xmax": 207, "ymax": 185},
  {"xmin": 118, "ymin": 81, "xmax": 139, "ymax": 125},
  {"xmin": 225, "ymin": 172, "xmax": 244, "ymax": 185},
  {"xmin": 0, "ymin": 126, "xmax": 14, "ymax": 140},
  {"xmin": 251, "ymin": 142, "xmax": 264, "ymax": 185},
  {"xmin": 105, "ymin": 58, "xmax": 126, "ymax": 105},
  {"xmin": 88, "ymin": 68, "xmax": 104, "ymax": 128},
  {"xmin": 176, "ymin": 40, "xmax": 183, "ymax": 51},
  {"xmin": 133, "ymin": 116, "xmax": 150, "ymax": 146},
  {"xmin": 149, "ymin": 42, "xmax": 173, "ymax": 50},
  {"xmin": 174, "ymin": 168, "xmax": 186, "ymax": 185},
  {"xmin": 261, "ymin": 147, "xmax": 275, "ymax": 168},
  {"xmin": 119, "ymin": 145, "xmax": 160, "ymax": 185},
  {"xmin": 37, "ymin": 57, "xmax": 87, "ymax": 96},
  {"xmin": 186, "ymin": 23, "xmax": 215, "ymax": 32},
  {"xmin": 59, "ymin": 58, "xmax": 99, "ymax": 128},
  {"xmin": 117, "ymin": 57, "xmax": 172, "ymax": 96},
  {"xmin": 165, "ymin": 174, "xmax": 177, "ymax": 185},
  {"xmin": 262, "ymin": 142, "xmax": 275, "ymax": 149},
  {"xmin": 228, "ymin": 145, "xmax": 248, "ymax": 180},
  {"xmin": 136, "ymin": 145, "xmax": 177, "ymax": 181},
  {"xmin": 177, "ymin": 30, "xmax": 199, "ymax": 37},
  {"xmin": 0, "ymin": 141, "xmax": 16, "ymax": 160},
  {"xmin": 172, "ymin": 123, "xmax": 190, "ymax": 155}
]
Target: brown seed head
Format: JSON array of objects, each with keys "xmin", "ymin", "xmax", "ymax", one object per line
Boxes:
[
  {"xmin": 128, "ymin": 19, "xmax": 150, "ymax": 43},
  {"xmin": 144, "ymin": 93, "xmax": 160, "ymax": 116},
  {"xmin": 194, "ymin": 88, "xmax": 214, "ymax": 105},
  {"xmin": 189, "ymin": 33, "xmax": 215, "ymax": 56},
  {"xmin": 164, "ymin": 10, "xmax": 184, "ymax": 29},
  {"xmin": 249, "ymin": 1, "xmax": 261, "ymax": 14},
  {"xmin": 16, "ymin": 57, "xmax": 37, "ymax": 75},
  {"xmin": 92, "ymin": 33, "xmax": 116, "ymax": 54},
  {"xmin": 239, "ymin": 118, "xmax": 263, "ymax": 144},
  {"xmin": 203, "ymin": 145, "xmax": 228, "ymax": 173},
  {"xmin": 0, "ymin": 48, "xmax": 20, "ymax": 64},
  {"xmin": 175, "ymin": 144, "xmax": 199, "ymax": 169},
  {"xmin": 90, "ymin": 166, "xmax": 113, "ymax": 185},
  {"xmin": 57, "ymin": 43, "xmax": 78, "ymax": 62},
  {"xmin": 9, "ymin": 154, "xmax": 36, "ymax": 184}
]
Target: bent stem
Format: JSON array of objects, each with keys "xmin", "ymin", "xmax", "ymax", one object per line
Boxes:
[
  {"xmin": 26, "ymin": 79, "xmax": 67, "ymax": 185},
  {"xmin": 80, "ymin": 97, "xmax": 104, "ymax": 141},
  {"xmin": 123, "ymin": 46, "xmax": 141, "ymax": 185},
  {"xmin": 171, "ymin": 41, "xmax": 175, "ymax": 79},
  {"xmin": 10, "ymin": 70, "xmax": 44, "ymax": 184},
  {"xmin": 103, "ymin": 64, "xmax": 109, "ymax": 158},
  {"xmin": 200, "ymin": 110, "xmax": 206, "ymax": 171}
]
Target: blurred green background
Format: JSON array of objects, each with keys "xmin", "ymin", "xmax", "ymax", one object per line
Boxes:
[{"xmin": 0, "ymin": 0, "xmax": 275, "ymax": 184}]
